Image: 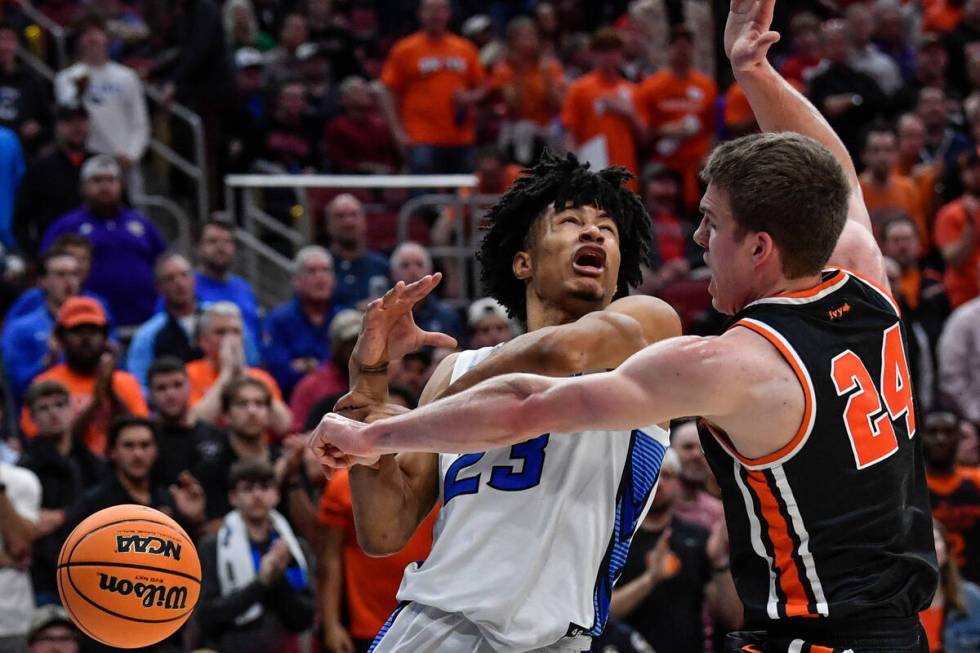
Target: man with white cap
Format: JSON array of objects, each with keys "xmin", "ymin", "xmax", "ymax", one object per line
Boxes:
[
  {"xmin": 467, "ymin": 297, "xmax": 516, "ymax": 349},
  {"xmin": 39, "ymin": 155, "xmax": 165, "ymax": 327},
  {"xmin": 26, "ymin": 605, "xmax": 77, "ymax": 653}
]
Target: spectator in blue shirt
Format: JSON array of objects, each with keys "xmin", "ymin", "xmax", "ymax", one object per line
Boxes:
[
  {"xmin": 390, "ymin": 241, "xmax": 463, "ymax": 343},
  {"xmin": 6, "ymin": 233, "xmax": 112, "ymax": 326},
  {"xmin": 262, "ymin": 246, "xmax": 343, "ymax": 398},
  {"xmin": 40, "ymin": 155, "xmax": 165, "ymax": 327},
  {"xmin": 126, "ymin": 253, "xmax": 201, "ymax": 392},
  {"xmin": 324, "ymin": 194, "xmax": 389, "ymax": 307},
  {"xmin": 0, "ymin": 124, "xmax": 24, "ymax": 251},
  {"xmin": 194, "ymin": 218, "xmax": 263, "ymax": 346},
  {"xmin": 2, "ymin": 249, "xmax": 81, "ymax": 403}
]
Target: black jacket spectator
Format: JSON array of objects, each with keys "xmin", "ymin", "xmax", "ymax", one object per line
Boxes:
[
  {"xmin": 809, "ymin": 63, "xmax": 888, "ymax": 160},
  {"xmin": 18, "ymin": 436, "xmax": 105, "ymax": 599},
  {"xmin": 13, "ymin": 145, "xmax": 92, "ymax": 256}
]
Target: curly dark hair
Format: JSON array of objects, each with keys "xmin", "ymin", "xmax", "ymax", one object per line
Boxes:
[{"xmin": 477, "ymin": 150, "xmax": 652, "ymax": 325}]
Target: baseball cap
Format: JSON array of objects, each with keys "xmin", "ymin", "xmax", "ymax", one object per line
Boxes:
[
  {"xmin": 467, "ymin": 297, "xmax": 509, "ymax": 328},
  {"xmin": 329, "ymin": 309, "xmax": 363, "ymax": 343},
  {"xmin": 28, "ymin": 605, "xmax": 74, "ymax": 643},
  {"xmin": 54, "ymin": 102, "xmax": 88, "ymax": 121},
  {"xmin": 234, "ymin": 47, "xmax": 265, "ymax": 69},
  {"xmin": 80, "ymin": 154, "xmax": 121, "ymax": 182},
  {"xmin": 57, "ymin": 296, "xmax": 108, "ymax": 329}
]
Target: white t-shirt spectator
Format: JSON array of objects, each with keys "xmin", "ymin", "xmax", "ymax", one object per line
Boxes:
[{"xmin": 0, "ymin": 463, "xmax": 41, "ymax": 638}]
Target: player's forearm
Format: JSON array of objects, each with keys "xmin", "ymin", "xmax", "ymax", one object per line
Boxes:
[
  {"xmin": 368, "ymin": 373, "xmax": 589, "ymax": 453},
  {"xmin": 734, "ymin": 63, "xmax": 858, "ymax": 187},
  {"xmin": 706, "ymin": 570, "xmax": 744, "ymax": 630},
  {"xmin": 438, "ymin": 317, "xmax": 646, "ymax": 401},
  {"xmin": 348, "ymin": 457, "xmax": 427, "ymax": 555},
  {"xmin": 346, "ymin": 358, "xmax": 390, "ymax": 407}
]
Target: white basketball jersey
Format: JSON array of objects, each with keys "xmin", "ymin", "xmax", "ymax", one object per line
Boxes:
[{"xmin": 396, "ymin": 347, "xmax": 670, "ymax": 652}]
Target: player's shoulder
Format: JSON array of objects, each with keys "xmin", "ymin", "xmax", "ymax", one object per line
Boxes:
[
  {"xmin": 418, "ymin": 351, "xmax": 462, "ymax": 405},
  {"xmin": 606, "ymin": 295, "xmax": 682, "ymax": 342}
]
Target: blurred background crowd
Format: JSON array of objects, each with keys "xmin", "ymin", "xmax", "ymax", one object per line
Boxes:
[{"xmin": 0, "ymin": 0, "xmax": 979, "ymax": 652}]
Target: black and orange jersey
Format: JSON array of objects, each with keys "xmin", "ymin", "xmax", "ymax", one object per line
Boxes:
[
  {"xmin": 927, "ymin": 467, "xmax": 980, "ymax": 583},
  {"xmin": 699, "ymin": 268, "xmax": 938, "ymax": 630}
]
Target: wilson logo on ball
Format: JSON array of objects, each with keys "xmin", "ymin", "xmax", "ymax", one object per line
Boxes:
[
  {"xmin": 115, "ymin": 535, "xmax": 183, "ymax": 560},
  {"xmin": 97, "ymin": 573, "xmax": 189, "ymax": 610}
]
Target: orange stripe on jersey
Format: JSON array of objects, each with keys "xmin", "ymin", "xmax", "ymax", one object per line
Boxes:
[
  {"xmin": 745, "ymin": 469, "xmax": 816, "ymax": 618},
  {"xmin": 770, "ymin": 270, "xmax": 847, "ymax": 299},
  {"xmin": 808, "ymin": 646, "xmax": 835, "ymax": 653},
  {"xmin": 832, "ymin": 266, "xmax": 902, "ymax": 316},
  {"xmin": 712, "ymin": 320, "xmax": 815, "ymax": 468}
]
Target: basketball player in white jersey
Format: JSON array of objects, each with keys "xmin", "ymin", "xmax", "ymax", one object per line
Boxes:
[
  {"xmin": 316, "ymin": 152, "xmax": 682, "ymax": 652},
  {"xmin": 315, "ymin": 1, "xmax": 938, "ymax": 651}
]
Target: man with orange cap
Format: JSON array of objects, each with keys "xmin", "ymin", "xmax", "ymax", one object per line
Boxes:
[{"xmin": 20, "ymin": 296, "xmax": 147, "ymax": 455}]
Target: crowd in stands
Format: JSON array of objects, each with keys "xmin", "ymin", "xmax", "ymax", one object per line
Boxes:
[{"xmin": 0, "ymin": 0, "xmax": 978, "ymax": 652}]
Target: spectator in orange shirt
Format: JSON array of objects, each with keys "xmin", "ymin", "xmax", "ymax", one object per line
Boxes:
[
  {"xmin": 561, "ymin": 28, "xmax": 645, "ymax": 185},
  {"xmin": 186, "ymin": 302, "xmax": 292, "ymax": 434},
  {"xmin": 859, "ymin": 124, "xmax": 928, "ymax": 243},
  {"xmin": 637, "ymin": 26, "xmax": 717, "ymax": 211},
  {"xmin": 319, "ymin": 467, "xmax": 437, "ymax": 653},
  {"xmin": 20, "ymin": 297, "xmax": 147, "ymax": 456},
  {"xmin": 935, "ymin": 151, "xmax": 980, "ymax": 306},
  {"xmin": 489, "ymin": 16, "xmax": 565, "ymax": 165},
  {"xmin": 378, "ymin": 0, "xmax": 485, "ymax": 174}
]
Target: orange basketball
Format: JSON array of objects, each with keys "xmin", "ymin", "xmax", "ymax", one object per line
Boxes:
[{"xmin": 57, "ymin": 504, "xmax": 201, "ymax": 649}]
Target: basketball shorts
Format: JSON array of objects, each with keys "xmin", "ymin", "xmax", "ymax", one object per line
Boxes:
[
  {"xmin": 724, "ymin": 616, "xmax": 929, "ymax": 653},
  {"xmin": 367, "ymin": 602, "xmax": 591, "ymax": 653}
]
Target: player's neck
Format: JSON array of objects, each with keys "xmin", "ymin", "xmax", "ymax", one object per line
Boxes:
[
  {"xmin": 525, "ymin": 303, "xmax": 582, "ymax": 331},
  {"xmin": 754, "ymin": 271, "xmax": 825, "ymax": 303}
]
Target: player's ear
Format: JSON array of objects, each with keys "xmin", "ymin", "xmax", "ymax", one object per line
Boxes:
[
  {"xmin": 751, "ymin": 231, "xmax": 776, "ymax": 268},
  {"xmin": 513, "ymin": 250, "xmax": 532, "ymax": 281}
]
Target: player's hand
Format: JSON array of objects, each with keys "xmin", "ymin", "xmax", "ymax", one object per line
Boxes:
[
  {"xmin": 352, "ymin": 273, "xmax": 458, "ymax": 368},
  {"xmin": 308, "ymin": 412, "xmax": 382, "ymax": 479},
  {"xmin": 324, "ymin": 623, "xmax": 356, "ymax": 653},
  {"xmin": 169, "ymin": 471, "xmax": 206, "ymax": 526},
  {"xmin": 726, "ymin": 0, "xmax": 780, "ymax": 74}
]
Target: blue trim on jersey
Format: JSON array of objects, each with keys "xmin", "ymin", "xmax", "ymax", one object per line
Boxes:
[
  {"xmin": 367, "ymin": 601, "xmax": 409, "ymax": 653},
  {"xmin": 589, "ymin": 430, "xmax": 667, "ymax": 636}
]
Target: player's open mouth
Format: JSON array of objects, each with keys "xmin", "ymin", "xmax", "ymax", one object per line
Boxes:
[{"xmin": 572, "ymin": 246, "xmax": 606, "ymax": 278}]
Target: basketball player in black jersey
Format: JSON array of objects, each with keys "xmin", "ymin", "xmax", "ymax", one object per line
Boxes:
[{"xmin": 312, "ymin": 0, "xmax": 939, "ymax": 650}]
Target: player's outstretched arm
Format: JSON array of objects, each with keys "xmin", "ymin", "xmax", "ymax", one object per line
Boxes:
[
  {"xmin": 726, "ymin": 0, "xmax": 885, "ymax": 286},
  {"xmin": 314, "ymin": 336, "xmax": 744, "ymax": 460},
  {"xmin": 342, "ymin": 355, "xmax": 455, "ymax": 556},
  {"xmin": 437, "ymin": 295, "xmax": 681, "ymax": 400}
]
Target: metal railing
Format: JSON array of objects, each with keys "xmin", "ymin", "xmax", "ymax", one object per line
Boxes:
[
  {"xmin": 17, "ymin": 1, "xmax": 68, "ymax": 68},
  {"xmin": 223, "ymin": 174, "xmax": 482, "ymax": 308}
]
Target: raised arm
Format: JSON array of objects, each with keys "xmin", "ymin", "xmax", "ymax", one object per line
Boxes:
[
  {"xmin": 726, "ymin": 0, "xmax": 885, "ymax": 285},
  {"xmin": 314, "ymin": 335, "xmax": 749, "ymax": 461},
  {"xmin": 437, "ymin": 295, "xmax": 681, "ymax": 399}
]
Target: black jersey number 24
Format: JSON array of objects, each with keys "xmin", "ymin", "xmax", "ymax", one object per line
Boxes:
[{"xmin": 830, "ymin": 323, "xmax": 916, "ymax": 470}]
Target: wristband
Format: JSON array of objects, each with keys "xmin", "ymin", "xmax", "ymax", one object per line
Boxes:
[{"xmin": 359, "ymin": 362, "xmax": 389, "ymax": 375}]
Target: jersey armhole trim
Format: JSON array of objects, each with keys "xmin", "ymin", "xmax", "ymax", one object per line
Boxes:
[
  {"xmin": 831, "ymin": 266, "xmax": 902, "ymax": 317},
  {"xmin": 709, "ymin": 319, "xmax": 816, "ymax": 470}
]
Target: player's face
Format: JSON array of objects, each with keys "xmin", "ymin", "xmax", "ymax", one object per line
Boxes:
[
  {"xmin": 110, "ymin": 426, "xmax": 157, "ymax": 482},
  {"xmin": 517, "ymin": 204, "xmax": 621, "ymax": 317},
  {"xmin": 693, "ymin": 184, "xmax": 758, "ymax": 315},
  {"xmin": 149, "ymin": 371, "xmax": 191, "ymax": 422},
  {"xmin": 31, "ymin": 394, "xmax": 73, "ymax": 438},
  {"xmin": 227, "ymin": 385, "xmax": 271, "ymax": 439}
]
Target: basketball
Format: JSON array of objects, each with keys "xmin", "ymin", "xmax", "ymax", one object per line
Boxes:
[{"xmin": 56, "ymin": 504, "xmax": 201, "ymax": 649}]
